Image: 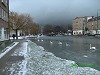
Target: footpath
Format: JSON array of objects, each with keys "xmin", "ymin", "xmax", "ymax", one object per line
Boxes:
[{"xmin": 0, "ymin": 39, "xmax": 25, "ymax": 71}]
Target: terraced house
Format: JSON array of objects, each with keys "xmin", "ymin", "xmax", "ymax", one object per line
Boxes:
[
  {"xmin": 73, "ymin": 16, "xmax": 92, "ymax": 35},
  {"xmin": 0, "ymin": 0, "xmax": 9, "ymax": 41},
  {"xmin": 87, "ymin": 16, "xmax": 100, "ymax": 35},
  {"xmin": 73, "ymin": 16, "xmax": 100, "ymax": 35}
]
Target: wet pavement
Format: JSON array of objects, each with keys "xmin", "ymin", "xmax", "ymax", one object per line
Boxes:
[{"xmin": 0, "ymin": 39, "xmax": 27, "ymax": 75}]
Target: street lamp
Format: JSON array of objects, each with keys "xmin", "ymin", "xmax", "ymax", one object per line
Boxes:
[
  {"xmin": 83, "ymin": 23, "xmax": 85, "ymax": 35},
  {"xmin": 96, "ymin": 9, "xmax": 100, "ymax": 34}
]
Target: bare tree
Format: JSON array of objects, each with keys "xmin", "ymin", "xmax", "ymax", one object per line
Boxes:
[{"xmin": 9, "ymin": 11, "xmax": 40, "ymax": 39}]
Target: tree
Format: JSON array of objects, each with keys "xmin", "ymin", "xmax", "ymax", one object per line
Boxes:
[
  {"xmin": 54, "ymin": 26, "xmax": 61, "ymax": 33},
  {"xmin": 85, "ymin": 27, "xmax": 88, "ymax": 31},
  {"xmin": 43, "ymin": 24, "xmax": 54, "ymax": 34},
  {"xmin": 9, "ymin": 11, "xmax": 40, "ymax": 39},
  {"xmin": 9, "ymin": 11, "xmax": 30, "ymax": 39},
  {"xmin": 43, "ymin": 24, "xmax": 71, "ymax": 34},
  {"xmin": 22, "ymin": 23, "xmax": 41, "ymax": 35}
]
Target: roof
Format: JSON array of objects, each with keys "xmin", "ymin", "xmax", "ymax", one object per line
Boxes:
[{"xmin": 88, "ymin": 16, "xmax": 100, "ymax": 22}]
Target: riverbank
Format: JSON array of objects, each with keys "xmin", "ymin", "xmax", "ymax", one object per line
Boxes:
[
  {"xmin": 0, "ymin": 39, "xmax": 100, "ymax": 75},
  {"xmin": 26, "ymin": 40, "xmax": 100, "ymax": 75}
]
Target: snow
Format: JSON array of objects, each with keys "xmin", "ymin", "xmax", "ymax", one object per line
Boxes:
[
  {"xmin": 10, "ymin": 37, "xmax": 23, "ymax": 39},
  {"xmin": 26, "ymin": 40, "xmax": 100, "ymax": 75},
  {"xmin": 10, "ymin": 35, "xmax": 45, "ymax": 40},
  {"xmin": 2, "ymin": 40, "xmax": 100, "ymax": 75},
  {"xmin": 10, "ymin": 41, "xmax": 28, "ymax": 75},
  {"xmin": 17, "ymin": 42, "xmax": 28, "ymax": 75},
  {"xmin": 0, "ymin": 42, "xmax": 19, "ymax": 59}
]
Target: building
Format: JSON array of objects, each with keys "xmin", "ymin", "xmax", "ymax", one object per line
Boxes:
[
  {"xmin": 73, "ymin": 16, "xmax": 92, "ymax": 35},
  {"xmin": 87, "ymin": 16, "xmax": 100, "ymax": 35},
  {"xmin": 73, "ymin": 17, "xmax": 85, "ymax": 35},
  {"xmin": 0, "ymin": 0, "xmax": 9, "ymax": 41}
]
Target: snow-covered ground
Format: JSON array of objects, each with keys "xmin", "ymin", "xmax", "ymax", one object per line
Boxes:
[
  {"xmin": 10, "ymin": 35, "xmax": 45, "ymax": 40},
  {"xmin": 26, "ymin": 40, "xmax": 100, "ymax": 75},
  {"xmin": 10, "ymin": 37, "xmax": 23, "ymax": 39},
  {"xmin": 2, "ymin": 40, "xmax": 100, "ymax": 75}
]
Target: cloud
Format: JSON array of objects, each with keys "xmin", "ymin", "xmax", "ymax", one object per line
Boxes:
[{"xmin": 9, "ymin": 0, "xmax": 100, "ymax": 25}]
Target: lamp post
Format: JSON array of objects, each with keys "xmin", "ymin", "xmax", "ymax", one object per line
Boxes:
[
  {"xmin": 96, "ymin": 9, "xmax": 100, "ymax": 34},
  {"xmin": 83, "ymin": 23, "xmax": 85, "ymax": 35}
]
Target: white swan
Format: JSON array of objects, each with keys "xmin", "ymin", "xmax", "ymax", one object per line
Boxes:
[
  {"xmin": 37, "ymin": 35, "xmax": 40, "ymax": 38},
  {"xmin": 83, "ymin": 55, "xmax": 88, "ymax": 57},
  {"xmin": 50, "ymin": 41, "xmax": 53, "ymax": 44},
  {"xmin": 90, "ymin": 44, "xmax": 96, "ymax": 50},
  {"xmin": 37, "ymin": 39, "xmax": 40, "ymax": 41},
  {"xmin": 58, "ymin": 41, "xmax": 62, "ymax": 45},
  {"xmin": 41, "ymin": 39, "xmax": 43, "ymax": 41},
  {"xmin": 66, "ymin": 43, "xmax": 70, "ymax": 46}
]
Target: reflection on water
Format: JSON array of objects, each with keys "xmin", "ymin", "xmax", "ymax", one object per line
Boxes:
[{"xmin": 32, "ymin": 36, "xmax": 100, "ymax": 71}]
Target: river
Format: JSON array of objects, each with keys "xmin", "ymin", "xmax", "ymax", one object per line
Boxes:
[{"xmin": 32, "ymin": 35, "xmax": 100, "ymax": 71}]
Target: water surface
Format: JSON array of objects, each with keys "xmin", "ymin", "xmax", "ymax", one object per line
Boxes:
[{"xmin": 32, "ymin": 36, "xmax": 100, "ymax": 70}]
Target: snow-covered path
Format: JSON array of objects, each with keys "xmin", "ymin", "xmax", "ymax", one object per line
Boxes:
[{"xmin": 1, "ymin": 40, "xmax": 100, "ymax": 75}]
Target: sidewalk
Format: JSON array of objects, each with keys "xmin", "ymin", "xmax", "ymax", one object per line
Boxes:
[
  {"xmin": 0, "ymin": 39, "xmax": 28, "ymax": 75},
  {"xmin": 0, "ymin": 39, "xmax": 25, "ymax": 69}
]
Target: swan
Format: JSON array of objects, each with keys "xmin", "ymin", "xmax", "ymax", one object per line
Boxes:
[
  {"xmin": 50, "ymin": 41, "xmax": 53, "ymax": 44},
  {"xmin": 58, "ymin": 41, "xmax": 62, "ymax": 45},
  {"xmin": 66, "ymin": 43, "xmax": 70, "ymax": 46},
  {"xmin": 37, "ymin": 35, "xmax": 40, "ymax": 38},
  {"xmin": 41, "ymin": 39, "xmax": 43, "ymax": 41},
  {"xmin": 83, "ymin": 55, "xmax": 88, "ymax": 57},
  {"xmin": 90, "ymin": 44, "xmax": 96, "ymax": 50},
  {"xmin": 37, "ymin": 39, "xmax": 40, "ymax": 41}
]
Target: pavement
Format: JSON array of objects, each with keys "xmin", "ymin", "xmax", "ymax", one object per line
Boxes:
[{"xmin": 0, "ymin": 39, "xmax": 26, "ymax": 75}]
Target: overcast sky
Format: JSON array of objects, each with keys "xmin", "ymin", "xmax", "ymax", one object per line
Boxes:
[{"xmin": 9, "ymin": 0, "xmax": 100, "ymax": 25}]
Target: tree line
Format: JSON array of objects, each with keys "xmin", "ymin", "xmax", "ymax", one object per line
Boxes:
[{"xmin": 43, "ymin": 24, "xmax": 72, "ymax": 35}]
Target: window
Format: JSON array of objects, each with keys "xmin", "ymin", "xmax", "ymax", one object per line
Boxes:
[
  {"xmin": 76, "ymin": 20, "xmax": 78, "ymax": 23},
  {"xmin": 1, "ymin": 8, "xmax": 8, "ymax": 22},
  {"xmin": 2, "ymin": 0, "xmax": 8, "ymax": 6},
  {"xmin": 2, "ymin": 9, "xmax": 3, "ymax": 20},
  {"xmin": 0, "ymin": 7, "xmax": 1, "ymax": 18},
  {"xmin": 4, "ymin": 28, "xmax": 7, "ymax": 39},
  {"xmin": 6, "ymin": 12, "xmax": 8, "ymax": 21},
  {"xmin": 0, "ymin": 28, "xmax": 1, "ymax": 39}
]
